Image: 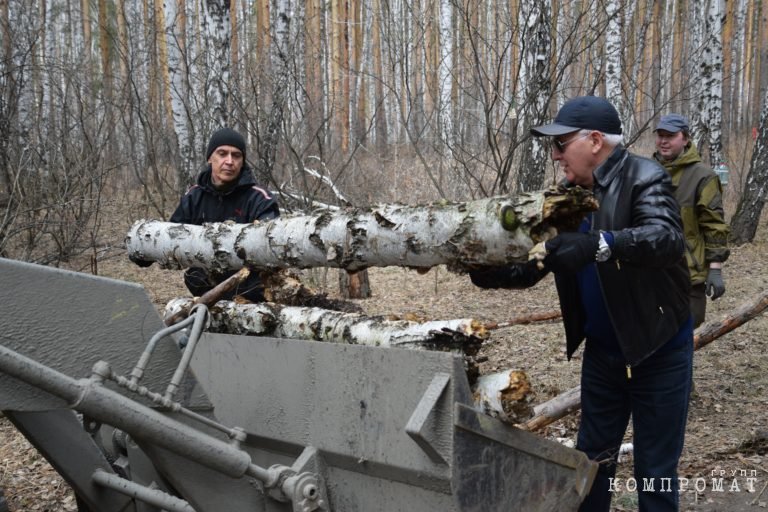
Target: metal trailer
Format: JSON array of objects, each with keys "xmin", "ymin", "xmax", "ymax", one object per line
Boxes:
[{"xmin": 0, "ymin": 258, "xmax": 596, "ymax": 511}]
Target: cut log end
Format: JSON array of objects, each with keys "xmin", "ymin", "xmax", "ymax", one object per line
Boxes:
[{"xmin": 472, "ymin": 369, "xmax": 535, "ymax": 424}]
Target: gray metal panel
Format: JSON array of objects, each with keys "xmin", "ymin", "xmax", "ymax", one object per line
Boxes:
[
  {"xmin": 189, "ymin": 332, "xmax": 469, "ymax": 488},
  {"xmin": 5, "ymin": 410, "xmax": 133, "ymax": 512},
  {"xmin": 0, "ymin": 258, "xmax": 209, "ymax": 411},
  {"xmin": 452, "ymin": 403, "xmax": 596, "ymax": 512}
]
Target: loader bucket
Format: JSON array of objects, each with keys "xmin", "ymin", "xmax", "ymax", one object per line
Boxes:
[{"xmin": 0, "ymin": 258, "xmax": 596, "ymax": 511}]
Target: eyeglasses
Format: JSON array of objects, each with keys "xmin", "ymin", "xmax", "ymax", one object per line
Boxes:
[{"xmin": 552, "ymin": 132, "xmax": 591, "ymax": 153}]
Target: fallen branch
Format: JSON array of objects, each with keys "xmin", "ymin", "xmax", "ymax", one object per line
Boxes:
[
  {"xmin": 518, "ymin": 386, "xmax": 581, "ymax": 432},
  {"xmin": 125, "ymin": 186, "xmax": 598, "ymax": 273},
  {"xmin": 694, "ymin": 289, "xmax": 768, "ymax": 350},
  {"xmin": 164, "ymin": 268, "xmax": 251, "ymax": 326},
  {"xmin": 518, "ymin": 289, "xmax": 768, "ymax": 431},
  {"xmin": 485, "ymin": 310, "xmax": 562, "ymax": 330}
]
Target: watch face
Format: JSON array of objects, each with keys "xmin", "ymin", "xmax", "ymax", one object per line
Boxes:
[{"xmin": 596, "ymin": 234, "xmax": 611, "ymax": 262}]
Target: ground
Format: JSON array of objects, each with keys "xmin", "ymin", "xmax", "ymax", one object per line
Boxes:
[{"xmin": 1, "ymin": 221, "xmax": 767, "ymax": 511}]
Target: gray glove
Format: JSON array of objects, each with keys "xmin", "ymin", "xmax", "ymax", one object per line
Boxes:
[{"xmin": 705, "ymin": 268, "xmax": 725, "ymax": 300}]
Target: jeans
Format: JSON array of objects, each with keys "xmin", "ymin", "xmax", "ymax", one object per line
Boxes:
[{"xmin": 577, "ymin": 339, "xmax": 693, "ymax": 512}]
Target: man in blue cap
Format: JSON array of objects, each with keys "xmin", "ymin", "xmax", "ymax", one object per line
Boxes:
[
  {"xmin": 470, "ymin": 96, "xmax": 693, "ymax": 511},
  {"xmin": 654, "ymin": 113, "xmax": 730, "ymax": 327},
  {"xmin": 169, "ymin": 127, "xmax": 279, "ymax": 302}
]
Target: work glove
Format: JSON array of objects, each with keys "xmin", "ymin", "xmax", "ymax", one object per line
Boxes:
[
  {"xmin": 128, "ymin": 253, "xmax": 154, "ymax": 268},
  {"xmin": 705, "ymin": 268, "xmax": 725, "ymax": 300},
  {"xmin": 543, "ymin": 232, "xmax": 599, "ymax": 274}
]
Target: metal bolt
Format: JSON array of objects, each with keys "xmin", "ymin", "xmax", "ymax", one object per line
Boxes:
[{"xmin": 303, "ymin": 484, "xmax": 317, "ymax": 499}]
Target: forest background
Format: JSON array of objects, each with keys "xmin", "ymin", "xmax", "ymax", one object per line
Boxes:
[{"xmin": 2, "ymin": 0, "xmax": 768, "ymax": 268}]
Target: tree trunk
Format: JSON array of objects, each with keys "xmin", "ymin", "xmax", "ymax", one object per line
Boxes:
[
  {"xmin": 126, "ymin": 186, "xmax": 598, "ymax": 272},
  {"xmin": 517, "ymin": 0, "xmax": 551, "ymax": 193},
  {"xmin": 730, "ymin": 89, "xmax": 768, "ymax": 244},
  {"xmin": 339, "ymin": 269, "xmax": 371, "ymax": 299},
  {"xmin": 202, "ymin": 0, "xmax": 231, "ymax": 126},
  {"xmin": 260, "ymin": 0, "xmax": 291, "ymax": 182}
]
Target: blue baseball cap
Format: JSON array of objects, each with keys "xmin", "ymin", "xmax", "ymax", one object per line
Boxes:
[
  {"xmin": 655, "ymin": 114, "xmax": 689, "ymax": 133},
  {"xmin": 531, "ymin": 96, "xmax": 623, "ymax": 136}
]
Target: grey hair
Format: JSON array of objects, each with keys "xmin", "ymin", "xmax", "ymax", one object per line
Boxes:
[{"xmin": 577, "ymin": 129, "xmax": 624, "ymax": 147}]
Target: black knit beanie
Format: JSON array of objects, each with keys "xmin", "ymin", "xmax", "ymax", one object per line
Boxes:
[{"xmin": 206, "ymin": 128, "xmax": 246, "ymax": 160}]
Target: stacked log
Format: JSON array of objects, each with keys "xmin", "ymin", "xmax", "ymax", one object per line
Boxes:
[{"xmin": 130, "ymin": 186, "xmax": 601, "ymax": 423}]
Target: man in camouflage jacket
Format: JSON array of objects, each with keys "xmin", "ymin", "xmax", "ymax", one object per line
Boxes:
[{"xmin": 654, "ymin": 114, "xmax": 730, "ymax": 327}]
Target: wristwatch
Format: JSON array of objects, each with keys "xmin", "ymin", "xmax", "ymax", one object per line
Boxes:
[{"xmin": 596, "ymin": 231, "xmax": 611, "ymax": 262}]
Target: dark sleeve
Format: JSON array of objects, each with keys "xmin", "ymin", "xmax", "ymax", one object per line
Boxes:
[
  {"xmin": 469, "ymin": 261, "xmax": 547, "ymax": 289},
  {"xmin": 169, "ymin": 195, "xmax": 190, "ymax": 223},
  {"xmin": 258, "ymin": 201, "xmax": 280, "ymax": 221},
  {"xmin": 610, "ymin": 167, "xmax": 686, "ymax": 268},
  {"xmin": 245, "ymin": 188, "xmax": 280, "ymax": 222}
]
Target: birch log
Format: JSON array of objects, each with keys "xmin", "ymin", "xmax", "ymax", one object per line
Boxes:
[
  {"xmin": 164, "ymin": 298, "xmax": 486, "ymax": 354},
  {"xmin": 125, "ymin": 186, "xmax": 598, "ymax": 272},
  {"xmin": 472, "ymin": 369, "xmax": 534, "ymax": 424}
]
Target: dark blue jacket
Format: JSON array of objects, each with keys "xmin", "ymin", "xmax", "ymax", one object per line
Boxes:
[
  {"xmin": 170, "ymin": 165, "xmax": 279, "ymax": 225},
  {"xmin": 470, "ymin": 145, "xmax": 690, "ymax": 366}
]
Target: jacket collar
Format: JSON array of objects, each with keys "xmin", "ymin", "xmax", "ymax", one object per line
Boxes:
[
  {"xmin": 593, "ymin": 144, "xmax": 629, "ymax": 190},
  {"xmin": 197, "ymin": 164, "xmax": 257, "ymax": 194}
]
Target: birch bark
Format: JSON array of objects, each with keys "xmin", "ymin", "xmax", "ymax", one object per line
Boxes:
[
  {"xmin": 202, "ymin": 0, "xmax": 231, "ymax": 125},
  {"xmin": 730, "ymin": 89, "xmax": 768, "ymax": 243},
  {"xmin": 125, "ymin": 186, "xmax": 598, "ymax": 272},
  {"xmin": 164, "ymin": 298, "xmax": 485, "ymax": 353},
  {"xmin": 517, "ymin": 0, "xmax": 551, "ymax": 193}
]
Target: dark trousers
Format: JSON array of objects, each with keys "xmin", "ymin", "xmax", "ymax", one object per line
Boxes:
[
  {"xmin": 577, "ymin": 340, "xmax": 693, "ymax": 512},
  {"xmin": 184, "ymin": 267, "xmax": 266, "ymax": 303}
]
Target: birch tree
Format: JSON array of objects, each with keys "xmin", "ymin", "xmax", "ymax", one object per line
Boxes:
[
  {"xmin": 604, "ymin": 0, "xmax": 625, "ymax": 125},
  {"xmin": 730, "ymin": 90, "xmax": 768, "ymax": 244},
  {"xmin": 517, "ymin": 0, "xmax": 551, "ymax": 193},
  {"xmin": 202, "ymin": 0, "xmax": 231, "ymax": 126},
  {"xmin": 162, "ymin": 0, "xmax": 197, "ymax": 184},
  {"xmin": 259, "ymin": 0, "xmax": 291, "ymax": 180},
  {"xmin": 689, "ymin": 0, "xmax": 724, "ymax": 168}
]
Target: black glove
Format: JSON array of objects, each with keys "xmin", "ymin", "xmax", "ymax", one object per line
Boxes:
[
  {"xmin": 128, "ymin": 253, "xmax": 154, "ymax": 268},
  {"xmin": 543, "ymin": 232, "xmax": 599, "ymax": 274},
  {"xmin": 705, "ymin": 268, "xmax": 725, "ymax": 299}
]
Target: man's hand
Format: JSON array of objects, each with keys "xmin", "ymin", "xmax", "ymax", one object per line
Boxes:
[
  {"xmin": 543, "ymin": 232, "xmax": 599, "ymax": 274},
  {"xmin": 128, "ymin": 253, "xmax": 154, "ymax": 268},
  {"xmin": 705, "ymin": 268, "xmax": 725, "ymax": 299}
]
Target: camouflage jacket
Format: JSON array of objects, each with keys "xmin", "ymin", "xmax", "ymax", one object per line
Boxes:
[{"xmin": 654, "ymin": 143, "xmax": 730, "ymax": 284}]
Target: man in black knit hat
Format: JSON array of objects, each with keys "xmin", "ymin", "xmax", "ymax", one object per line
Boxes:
[{"xmin": 169, "ymin": 127, "xmax": 279, "ymax": 302}]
